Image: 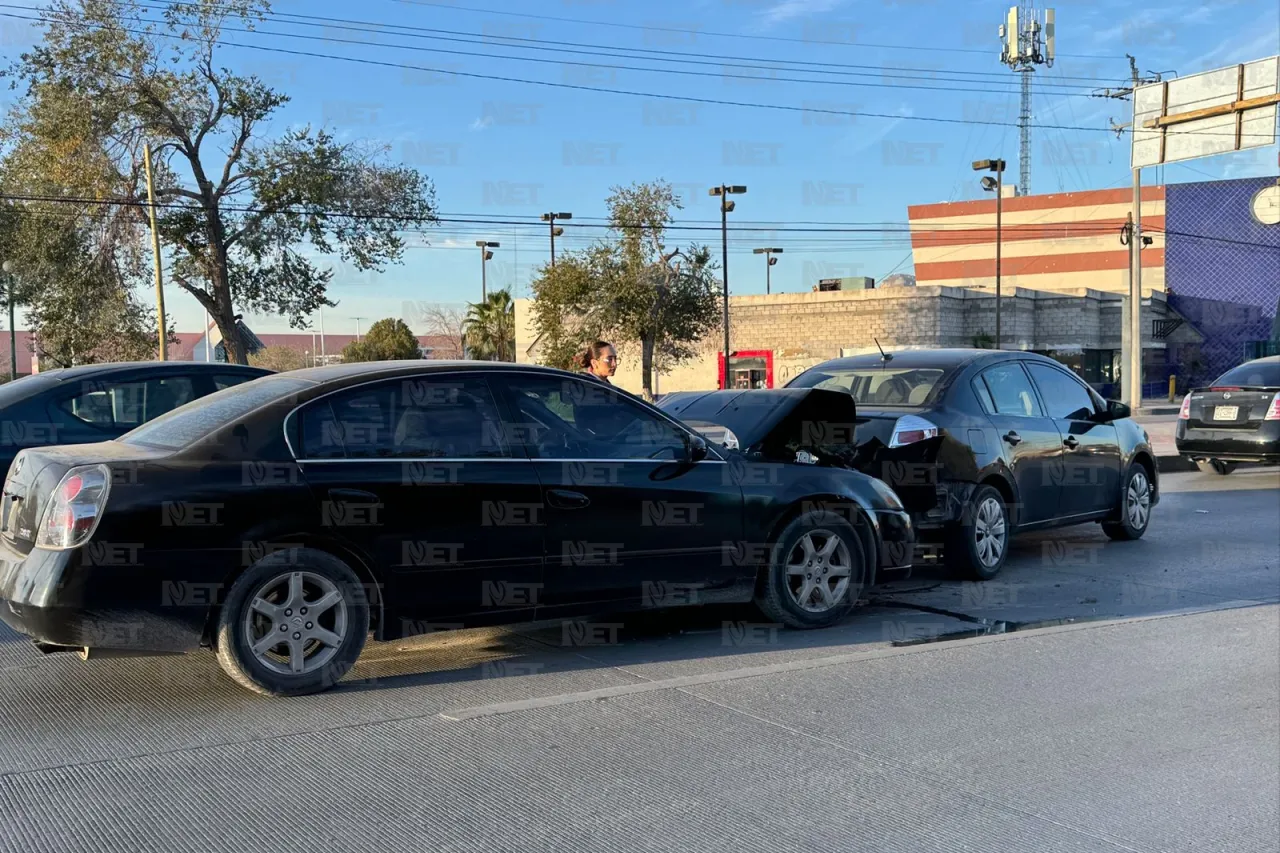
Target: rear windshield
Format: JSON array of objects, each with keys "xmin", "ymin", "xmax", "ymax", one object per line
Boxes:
[
  {"xmin": 1211, "ymin": 362, "xmax": 1280, "ymax": 388},
  {"xmin": 119, "ymin": 376, "xmax": 312, "ymax": 450},
  {"xmin": 788, "ymin": 367, "xmax": 946, "ymax": 406}
]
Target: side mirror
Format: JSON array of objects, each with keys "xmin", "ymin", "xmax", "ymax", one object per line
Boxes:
[
  {"xmin": 686, "ymin": 433, "xmax": 709, "ymax": 463},
  {"xmin": 1102, "ymin": 400, "xmax": 1130, "ymax": 421}
]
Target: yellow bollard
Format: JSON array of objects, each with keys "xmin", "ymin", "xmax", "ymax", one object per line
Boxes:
[{"xmin": 1168, "ymin": 374, "xmax": 1176, "ymax": 402}]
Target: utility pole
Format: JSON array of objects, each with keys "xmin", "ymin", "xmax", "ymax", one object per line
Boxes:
[
  {"xmin": 319, "ymin": 305, "xmax": 326, "ymax": 364},
  {"xmin": 1094, "ymin": 54, "xmax": 1162, "ymax": 406},
  {"xmin": 1, "ymin": 261, "xmax": 16, "ymax": 381},
  {"xmin": 353, "ymin": 317, "xmax": 366, "ymax": 342},
  {"xmin": 142, "ymin": 145, "xmax": 168, "ymax": 360}
]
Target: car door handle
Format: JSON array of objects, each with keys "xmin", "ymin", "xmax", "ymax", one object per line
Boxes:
[
  {"xmin": 546, "ymin": 489, "xmax": 590, "ymax": 510},
  {"xmin": 328, "ymin": 488, "xmax": 380, "ymax": 502},
  {"xmin": 1002, "ymin": 431, "xmax": 1022, "ymax": 446},
  {"xmin": 1062, "ymin": 436, "xmax": 1080, "ymax": 449}
]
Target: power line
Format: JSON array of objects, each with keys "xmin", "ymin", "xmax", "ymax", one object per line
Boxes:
[
  {"xmin": 1, "ymin": 10, "xmax": 1261, "ymax": 138},
  {"xmin": 383, "ymin": 0, "xmax": 1130, "ymax": 60}
]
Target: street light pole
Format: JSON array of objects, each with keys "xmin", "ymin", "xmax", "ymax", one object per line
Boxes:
[
  {"xmin": 1, "ymin": 261, "xmax": 15, "ymax": 381},
  {"xmin": 973, "ymin": 159, "xmax": 1007, "ymax": 349},
  {"xmin": 753, "ymin": 248, "xmax": 784, "ymax": 295},
  {"xmin": 710, "ymin": 185, "xmax": 746, "ymax": 389},
  {"xmin": 476, "ymin": 241, "xmax": 500, "ymax": 300},
  {"xmin": 353, "ymin": 317, "xmax": 365, "ymax": 342},
  {"xmin": 540, "ymin": 212, "xmax": 572, "ymax": 268}
]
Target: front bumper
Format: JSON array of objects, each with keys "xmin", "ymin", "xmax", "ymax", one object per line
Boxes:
[
  {"xmin": 0, "ymin": 543, "xmax": 209, "ymax": 654},
  {"xmin": 872, "ymin": 508, "xmax": 915, "ymax": 571},
  {"xmin": 1175, "ymin": 421, "xmax": 1280, "ymax": 464}
]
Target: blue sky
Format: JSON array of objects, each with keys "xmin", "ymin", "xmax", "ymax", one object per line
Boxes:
[{"xmin": 1, "ymin": 0, "xmax": 1278, "ymax": 336}]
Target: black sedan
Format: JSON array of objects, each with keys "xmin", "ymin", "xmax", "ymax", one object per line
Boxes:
[
  {"xmin": 765, "ymin": 349, "xmax": 1158, "ymax": 579},
  {"xmin": 1175, "ymin": 356, "xmax": 1280, "ymax": 474},
  {"xmin": 0, "ymin": 361, "xmax": 271, "ymax": 478},
  {"xmin": 0, "ymin": 362, "xmax": 912, "ymax": 696}
]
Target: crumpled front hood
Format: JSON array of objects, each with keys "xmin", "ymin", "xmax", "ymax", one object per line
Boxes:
[{"xmin": 658, "ymin": 388, "xmax": 858, "ymax": 457}]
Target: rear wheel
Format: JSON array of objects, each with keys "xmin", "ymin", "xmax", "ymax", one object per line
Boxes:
[
  {"xmin": 1195, "ymin": 459, "xmax": 1237, "ymax": 476},
  {"xmin": 754, "ymin": 511, "xmax": 867, "ymax": 629},
  {"xmin": 946, "ymin": 485, "xmax": 1009, "ymax": 581},
  {"xmin": 215, "ymin": 548, "xmax": 369, "ymax": 696},
  {"xmin": 1103, "ymin": 463, "xmax": 1153, "ymax": 541}
]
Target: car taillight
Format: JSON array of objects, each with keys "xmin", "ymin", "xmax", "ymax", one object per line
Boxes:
[
  {"xmin": 1178, "ymin": 393, "xmax": 1191, "ymax": 420},
  {"xmin": 1266, "ymin": 393, "xmax": 1280, "ymax": 421},
  {"xmin": 36, "ymin": 464, "xmax": 111, "ymax": 551},
  {"xmin": 888, "ymin": 415, "xmax": 940, "ymax": 448}
]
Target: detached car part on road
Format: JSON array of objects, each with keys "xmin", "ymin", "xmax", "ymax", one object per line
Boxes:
[
  {"xmin": 1175, "ymin": 356, "xmax": 1280, "ymax": 474},
  {"xmin": 665, "ymin": 349, "xmax": 1158, "ymax": 581},
  {"xmin": 0, "ymin": 363, "xmax": 913, "ymax": 697}
]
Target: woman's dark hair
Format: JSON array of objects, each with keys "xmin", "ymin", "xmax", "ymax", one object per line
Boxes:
[{"xmin": 577, "ymin": 340, "xmax": 613, "ymax": 369}]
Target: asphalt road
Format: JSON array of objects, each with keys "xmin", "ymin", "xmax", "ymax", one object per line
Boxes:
[{"xmin": 1, "ymin": 468, "xmax": 1277, "ymax": 852}]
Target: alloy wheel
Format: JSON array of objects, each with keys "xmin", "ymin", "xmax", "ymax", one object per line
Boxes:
[
  {"xmin": 785, "ymin": 530, "xmax": 853, "ymax": 613},
  {"xmin": 242, "ymin": 571, "xmax": 349, "ymax": 676},
  {"xmin": 1126, "ymin": 470, "xmax": 1151, "ymax": 530},
  {"xmin": 973, "ymin": 496, "xmax": 1007, "ymax": 568}
]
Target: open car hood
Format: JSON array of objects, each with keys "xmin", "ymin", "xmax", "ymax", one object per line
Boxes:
[{"xmin": 658, "ymin": 388, "xmax": 859, "ymax": 463}]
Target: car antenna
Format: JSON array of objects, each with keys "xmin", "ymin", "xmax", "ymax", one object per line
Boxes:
[{"xmin": 874, "ymin": 338, "xmax": 893, "ymax": 363}]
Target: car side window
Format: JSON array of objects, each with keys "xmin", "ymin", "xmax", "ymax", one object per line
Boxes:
[
  {"xmin": 55, "ymin": 377, "xmax": 197, "ymax": 431},
  {"xmin": 499, "ymin": 375, "xmax": 689, "ymax": 460},
  {"xmin": 213, "ymin": 373, "xmax": 257, "ymax": 391},
  {"xmin": 1026, "ymin": 363, "xmax": 1097, "ymax": 421},
  {"xmin": 979, "ymin": 364, "xmax": 1043, "ymax": 417},
  {"xmin": 299, "ymin": 376, "xmax": 509, "ymax": 459},
  {"xmin": 971, "ymin": 378, "xmax": 997, "ymax": 415}
]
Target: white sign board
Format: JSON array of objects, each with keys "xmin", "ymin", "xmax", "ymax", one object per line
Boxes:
[{"xmin": 1132, "ymin": 55, "xmax": 1279, "ymax": 169}]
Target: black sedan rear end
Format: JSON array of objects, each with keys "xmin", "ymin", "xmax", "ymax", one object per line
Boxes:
[{"xmin": 1176, "ymin": 356, "xmax": 1280, "ymax": 473}]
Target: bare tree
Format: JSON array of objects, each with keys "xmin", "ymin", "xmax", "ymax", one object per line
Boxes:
[{"xmin": 420, "ymin": 304, "xmax": 468, "ymax": 359}]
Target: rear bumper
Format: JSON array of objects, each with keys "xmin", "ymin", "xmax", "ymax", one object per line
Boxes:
[
  {"xmin": 0, "ymin": 544, "xmax": 208, "ymax": 654},
  {"xmin": 1175, "ymin": 422, "xmax": 1280, "ymax": 463}
]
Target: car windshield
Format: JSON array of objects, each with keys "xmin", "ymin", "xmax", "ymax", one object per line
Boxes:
[
  {"xmin": 119, "ymin": 376, "xmax": 312, "ymax": 450},
  {"xmin": 788, "ymin": 366, "xmax": 946, "ymax": 406},
  {"xmin": 1211, "ymin": 362, "xmax": 1280, "ymax": 388}
]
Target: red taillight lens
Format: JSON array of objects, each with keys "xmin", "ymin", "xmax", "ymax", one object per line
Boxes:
[
  {"xmin": 1209, "ymin": 386, "xmax": 1242, "ymax": 391},
  {"xmin": 888, "ymin": 415, "xmax": 940, "ymax": 448},
  {"xmin": 1178, "ymin": 394, "xmax": 1191, "ymax": 420},
  {"xmin": 1266, "ymin": 393, "xmax": 1280, "ymax": 421},
  {"xmin": 37, "ymin": 465, "xmax": 111, "ymax": 551},
  {"xmin": 61, "ymin": 475, "xmax": 84, "ymax": 502}
]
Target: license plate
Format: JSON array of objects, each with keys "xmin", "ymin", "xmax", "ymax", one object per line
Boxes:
[{"xmin": 1214, "ymin": 406, "xmax": 1239, "ymax": 420}]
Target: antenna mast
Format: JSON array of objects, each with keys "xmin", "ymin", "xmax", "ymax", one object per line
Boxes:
[{"xmin": 999, "ymin": 3, "xmax": 1055, "ymax": 196}]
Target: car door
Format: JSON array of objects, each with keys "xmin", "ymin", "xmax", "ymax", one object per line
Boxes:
[
  {"xmin": 493, "ymin": 372, "xmax": 745, "ymax": 609},
  {"xmin": 1025, "ymin": 361, "xmax": 1122, "ymax": 517},
  {"xmin": 974, "ymin": 362, "xmax": 1063, "ymax": 525},
  {"xmin": 293, "ymin": 373, "xmax": 545, "ymax": 625}
]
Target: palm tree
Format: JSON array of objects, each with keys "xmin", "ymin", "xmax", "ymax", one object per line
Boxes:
[{"xmin": 463, "ymin": 289, "xmax": 515, "ymax": 361}]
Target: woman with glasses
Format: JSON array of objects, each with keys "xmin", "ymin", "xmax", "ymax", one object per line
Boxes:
[{"xmin": 577, "ymin": 340, "xmax": 619, "ymax": 385}]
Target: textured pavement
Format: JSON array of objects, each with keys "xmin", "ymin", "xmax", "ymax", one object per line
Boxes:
[{"xmin": 0, "ymin": 468, "xmax": 1277, "ymax": 852}]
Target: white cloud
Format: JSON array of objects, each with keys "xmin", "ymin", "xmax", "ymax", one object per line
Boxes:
[
  {"xmin": 469, "ymin": 116, "xmax": 493, "ymax": 132},
  {"xmin": 758, "ymin": 0, "xmax": 844, "ymax": 26}
]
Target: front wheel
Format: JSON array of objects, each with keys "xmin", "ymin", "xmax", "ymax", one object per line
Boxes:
[
  {"xmin": 1102, "ymin": 463, "xmax": 1153, "ymax": 541},
  {"xmin": 215, "ymin": 548, "xmax": 370, "ymax": 696},
  {"xmin": 1195, "ymin": 459, "xmax": 1237, "ymax": 476},
  {"xmin": 754, "ymin": 511, "xmax": 867, "ymax": 629}
]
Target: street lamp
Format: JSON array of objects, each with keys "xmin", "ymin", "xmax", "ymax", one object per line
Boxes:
[
  {"xmin": 476, "ymin": 241, "xmax": 500, "ymax": 300},
  {"xmin": 973, "ymin": 159, "xmax": 1007, "ymax": 350},
  {"xmin": 540, "ymin": 212, "xmax": 572, "ymax": 267},
  {"xmin": 710, "ymin": 185, "xmax": 746, "ymax": 389},
  {"xmin": 0, "ymin": 261, "xmax": 15, "ymax": 380},
  {"xmin": 752, "ymin": 247, "xmax": 784, "ymax": 295},
  {"xmin": 352, "ymin": 316, "xmax": 366, "ymax": 342}
]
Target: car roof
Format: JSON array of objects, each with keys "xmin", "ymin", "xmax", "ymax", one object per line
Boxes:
[
  {"xmin": 30, "ymin": 361, "xmax": 270, "ymax": 382},
  {"xmin": 808, "ymin": 348, "xmax": 1051, "ymax": 371},
  {"xmin": 283, "ymin": 360, "xmax": 577, "ymax": 385}
]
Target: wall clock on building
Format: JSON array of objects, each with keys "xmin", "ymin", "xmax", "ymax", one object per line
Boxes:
[{"xmin": 1252, "ymin": 184, "xmax": 1280, "ymax": 226}]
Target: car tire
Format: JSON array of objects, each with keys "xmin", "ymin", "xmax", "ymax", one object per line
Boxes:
[
  {"xmin": 1195, "ymin": 459, "xmax": 1237, "ymax": 476},
  {"xmin": 946, "ymin": 484, "xmax": 1010, "ymax": 581},
  {"xmin": 215, "ymin": 548, "xmax": 370, "ymax": 697},
  {"xmin": 1103, "ymin": 463, "xmax": 1154, "ymax": 542},
  {"xmin": 754, "ymin": 510, "xmax": 867, "ymax": 630}
]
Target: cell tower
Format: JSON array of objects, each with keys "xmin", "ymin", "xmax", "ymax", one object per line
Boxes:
[{"xmin": 999, "ymin": 3, "xmax": 1055, "ymax": 196}]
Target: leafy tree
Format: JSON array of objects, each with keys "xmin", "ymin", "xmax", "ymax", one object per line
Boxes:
[
  {"xmin": 529, "ymin": 180, "xmax": 720, "ymax": 399},
  {"xmin": 4, "ymin": 0, "xmax": 438, "ymax": 365},
  {"xmin": 341, "ymin": 317, "xmax": 421, "ymax": 362},
  {"xmin": 464, "ymin": 290, "xmax": 515, "ymax": 361},
  {"xmin": 249, "ymin": 345, "xmax": 309, "ymax": 372}
]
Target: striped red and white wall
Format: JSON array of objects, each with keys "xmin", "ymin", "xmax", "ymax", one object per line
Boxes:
[{"xmin": 907, "ymin": 185, "xmax": 1167, "ymax": 294}]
